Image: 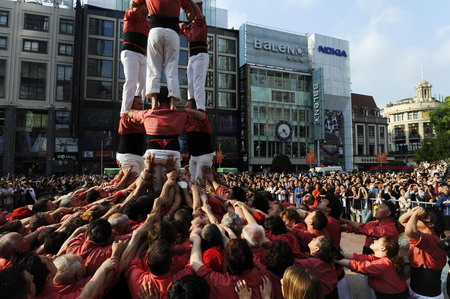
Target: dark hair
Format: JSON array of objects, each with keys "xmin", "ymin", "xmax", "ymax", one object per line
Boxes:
[
  {"xmin": 252, "ymin": 191, "xmax": 271, "ymax": 214},
  {"xmin": 264, "ymin": 240, "xmax": 294, "ymax": 276},
  {"xmin": 186, "ymin": 99, "xmax": 197, "ymax": 109},
  {"xmin": 87, "ymin": 219, "xmax": 112, "ymax": 245},
  {"xmin": 264, "ymin": 216, "xmax": 287, "ymax": 235},
  {"xmin": 231, "ymin": 186, "xmax": 247, "ymax": 203},
  {"xmin": 0, "ymin": 220, "xmax": 23, "ymax": 235},
  {"xmin": 311, "ymin": 210, "xmax": 328, "ymax": 231},
  {"xmin": 148, "ymin": 221, "xmax": 177, "ymax": 246},
  {"xmin": 29, "ymin": 212, "xmax": 52, "ymax": 232},
  {"xmin": 312, "ymin": 236, "xmax": 337, "ymax": 264},
  {"xmin": 383, "ymin": 201, "xmax": 398, "ymax": 219},
  {"xmin": 381, "ymin": 236, "xmax": 405, "ymax": 277},
  {"xmin": 168, "ymin": 274, "xmax": 210, "ymax": 299},
  {"xmin": 280, "ymin": 209, "xmax": 302, "ymax": 224},
  {"xmin": 62, "ymin": 217, "xmax": 88, "ymax": 236},
  {"xmin": 224, "ymin": 239, "xmax": 253, "ymax": 275},
  {"xmin": 44, "ymin": 232, "xmax": 69, "ymax": 255},
  {"xmin": 0, "ymin": 266, "xmax": 33, "ymax": 299},
  {"xmin": 425, "ymin": 207, "xmax": 446, "ymax": 236},
  {"xmin": 85, "ymin": 189, "xmax": 101, "ymax": 203},
  {"xmin": 172, "ymin": 220, "xmax": 189, "ymax": 243},
  {"xmin": 157, "ymin": 86, "xmax": 170, "ymax": 104},
  {"xmin": 136, "ymin": 194, "xmax": 157, "ymax": 215},
  {"xmin": 201, "ymin": 224, "xmax": 223, "ymax": 251},
  {"xmin": 325, "ymin": 195, "xmax": 343, "ymax": 219},
  {"xmin": 174, "ymin": 208, "xmax": 193, "ymax": 228},
  {"xmin": 122, "ymin": 200, "xmax": 146, "ymax": 221},
  {"xmin": 32, "ymin": 199, "xmax": 51, "ymax": 214},
  {"xmin": 146, "ymin": 239, "xmax": 172, "ymax": 275},
  {"xmin": 15, "ymin": 252, "xmax": 50, "ymax": 295},
  {"xmin": 37, "ymin": 227, "xmax": 57, "ymax": 245}
]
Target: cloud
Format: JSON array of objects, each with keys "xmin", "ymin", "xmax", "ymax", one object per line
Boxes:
[{"xmin": 436, "ymin": 25, "xmax": 450, "ymax": 39}]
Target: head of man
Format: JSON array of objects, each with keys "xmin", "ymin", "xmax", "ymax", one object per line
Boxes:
[
  {"xmin": 374, "ymin": 202, "xmax": 396, "ymax": 221},
  {"xmin": 157, "ymin": 86, "xmax": 171, "ymax": 109},
  {"xmin": 87, "ymin": 219, "xmax": 112, "ymax": 246},
  {"xmin": 241, "ymin": 223, "xmax": 265, "ymax": 248},
  {"xmin": 146, "ymin": 239, "xmax": 172, "ymax": 276},
  {"xmin": 108, "ymin": 213, "xmax": 130, "ymax": 235},
  {"xmin": 0, "ymin": 232, "xmax": 30, "ymax": 260},
  {"xmin": 302, "ymin": 194, "xmax": 314, "ymax": 206},
  {"xmin": 15, "ymin": 252, "xmax": 57, "ymax": 295},
  {"xmin": 264, "ymin": 216, "xmax": 287, "ymax": 235},
  {"xmin": 0, "ymin": 267, "xmax": 36, "ymax": 299},
  {"xmin": 53, "ymin": 254, "xmax": 86, "ymax": 285},
  {"xmin": 132, "ymin": 96, "xmax": 144, "ymax": 110},
  {"xmin": 32, "ymin": 199, "xmax": 56, "ymax": 214},
  {"xmin": 29, "ymin": 212, "xmax": 54, "ymax": 232},
  {"xmin": 168, "ymin": 274, "xmax": 210, "ymax": 299},
  {"xmin": 304, "ymin": 210, "xmax": 327, "ymax": 231},
  {"xmin": 268, "ymin": 202, "xmax": 285, "ymax": 217},
  {"xmin": 221, "ymin": 211, "xmax": 243, "ymax": 236},
  {"xmin": 279, "ymin": 209, "xmax": 302, "ymax": 227}
]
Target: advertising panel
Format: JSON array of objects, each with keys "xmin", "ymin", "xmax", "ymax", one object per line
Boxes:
[
  {"xmin": 312, "ymin": 68, "xmax": 324, "ymax": 140},
  {"xmin": 55, "ymin": 138, "xmax": 78, "ymax": 152}
]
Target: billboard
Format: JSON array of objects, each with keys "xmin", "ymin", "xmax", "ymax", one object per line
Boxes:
[
  {"xmin": 312, "ymin": 68, "xmax": 324, "ymax": 140},
  {"xmin": 55, "ymin": 138, "xmax": 78, "ymax": 152},
  {"xmin": 240, "ymin": 24, "xmax": 309, "ymax": 71}
]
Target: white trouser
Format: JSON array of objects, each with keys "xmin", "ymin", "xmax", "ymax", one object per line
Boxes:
[
  {"xmin": 120, "ymin": 50, "xmax": 146, "ymax": 114},
  {"xmin": 116, "ymin": 153, "xmax": 145, "ymax": 176},
  {"xmin": 409, "ymin": 287, "xmax": 444, "ymax": 299},
  {"xmin": 337, "ymin": 275, "xmax": 352, "ymax": 299},
  {"xmin": 146, "ymin": 28, "xmax": 180, "ymax": 99},
  {"xmin": 144, "ymin": 149, "xmax": 181, "ymax": 192},
  {"xmin": 189, "ymin": 152, "xmax": 215, "ymax": 184},
  {"xmin": 187, "ymin": 52, "xmax": 209, "ymax": 110}
]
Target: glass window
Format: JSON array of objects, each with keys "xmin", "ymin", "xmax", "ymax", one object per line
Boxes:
[
  {"xmin": 206, "ymin": 90, "xmax": 214, "ymax": 107},
  {"xmin": 87, "ymin": 59, "xmax": 113, "ymax": 78},
  {"xmin": 218, "ymin": 73, "xmax": 235, "ymax": 89},
  {"xmin": 89, "ymin": 18, "xmax": 114, "ymax": 37},
  {"xmin": 218, "ymin": 92, "xmax": 236, "ymax": 109},
  {"xmin": 0, "ymin": 11, "xmax": 8, "ymax": 27},
  {"xmin": 218, "ymin": 56, "xmax": 236, "ymax": 71},
  {"xmin": 60, "ymin": 19, "xmax": 74, "ymax": 34},
  {"xmin": 180, "ymin": 35, "xmax": 188, "ymax": 48},
  {"xmin": 218, "ymin": 38, "xmax": 236, "ymax": 54},
  {"xmin": 0, "ymin": 36, "xmax": 6, "ymax": 50},
  {"xmin": 58, "ymin": 43, "xmax": 73, "ymax": 56},
  {"xmin": 357, "ymin": 144, "xmax": 364, "ymax": 155},
  {"xmin": 217, "ymin": 115, "xmax": 238, "ymax": 133},
  {"xmin": 298, "ymin": 110, "xmax": 305, "ymax": 122},
  {"xmin": 299, "ymin": 142, "xmax": 306, "ymax": 157},
  {"xmin": 369, "ymin": 126, "xmax": 375, "ymax": 137},
  {"xmin": 298, "ymin": 125, "xmax": 305, "ymax": 137},
  {"xmin": 253, "ymin": 123, "xmax": 259, "ymax": 135},
  {"xmin": 82, "ymin": 130, "xmax": 113, "ymax": 150},
  {"xmin": 84, "ymin": 108, "xmax": 114, "ymax": 128},
  {"xmin": 119, "ymin": 22, "xmax": 124, "ymax": 39},
  {"xmin": 208, "ymin": 54, "xmax": 213, "ymax": 69},
  {"xmin": 86, "ymin": 80, "xmax": 112, "ymax": 99},
  {"xmin": 88, "ymin": 38, "xmax": 113, "ymax": 57},
  {"xmin": 20, "ymin": 62, "xmax": 46, "ymax": 100},
  {"xmin": 205, "ymin": 71, "xmax": 214, "ymax": 88},
  {"xmin": 0, "ymin": 59, "xmax": 5, "ymax": 98},
  {"xmin": 380, "ymin": 126, "xmax": 385, "ymax": 138},
  {"xmin": 24, "ymin": 14, "xmax": 49, "ymax": 32},
  {"xmin": 207, "ymin": 35, "xmax": 214, "ymax": 52},
  {"xmin": 16, "ymin": 110, "xmax": 48, "ymax": 129},
  {"xmin": 369, "ymin": 144, "xmax": 375, "ymax": 155},
  {"xmin": 178, "ymin": 68, "xmax": 188, "ymax": 85},
  {"xmin": 357, "ymin": 125, "xmax": 364, "ymax": 137},
  {"xmin": 16, "ymin": 131, "xmax": 47, "ymax": 153},
  {"xmin": 119, "ymin": 62, "xmax": 125, "ymax": 79},
  {"xmin": 56, "ymin": 65, "xmax": 72, "ymax": 102},
  {"xmin": 23, "ymin": 40, "xmax": 47, "ymax": 54},
  {"xmin": 215, "ymin": 136, "xmax": 237, "ymax": 152},
  {"xmin": 271, "ymin": 90, "xmax": 294, "ymax": 103},
  {"xmin": 179, "ymin": 50, "xmax": 188, "ymax": 66}
]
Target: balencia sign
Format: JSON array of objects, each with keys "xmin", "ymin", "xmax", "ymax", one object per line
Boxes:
[
  {"xmin": 318, "ymin": 46, "xmax": 347, "ymax": 57},
  {"xmin": 254, "ymin": 39, "xmax": 306, "ymax": 56},
  {"xmin": 313, "ymin": 83, "xmax": 321, "ymax": 125}
]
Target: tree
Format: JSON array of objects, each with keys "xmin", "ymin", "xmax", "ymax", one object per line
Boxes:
[
  {"xmin": 271, "ymin": 154, "xmax": 292, "ymax": 172},
  {"xmin": 414, "ymin": 134, "xmax": 450, "ymax": 163},
  {"xmin": 430, "ymin": 97, "xmax": 450, "ymax": 134}
]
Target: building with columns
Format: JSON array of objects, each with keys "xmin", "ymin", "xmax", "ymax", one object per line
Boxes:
[{"xmin": 381, "ymin": 79, "xmax": 442, "ymax": 164}]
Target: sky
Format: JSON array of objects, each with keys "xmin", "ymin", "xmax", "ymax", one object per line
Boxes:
[{"xmin": 216, "ymin": 0, "xmax": 450, "ymax": 108}]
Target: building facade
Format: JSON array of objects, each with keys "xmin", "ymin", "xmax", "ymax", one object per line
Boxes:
[
  {"xmin": 73, "ymin": 4, "xmax": 240, "ymax": 173},
  {"xmin": 239, "ymin": 24, "xmax": 352, "ymax": 171},
  {"xmin": 381, "ymin": 79, "xmax": 441, "ymax": 164},
  {"xmin": 351, "ymin": 93, "xmax": 389, "ymax": 170},
  {"xmin": 0, "ymin": 0, "xmax": 75, "ymax": 175}
]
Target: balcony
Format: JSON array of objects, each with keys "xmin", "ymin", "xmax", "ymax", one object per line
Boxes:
[
  {"xmin": 409, "ymin": 133, "xmax": 421, "ymax": 140},
  {"xmin": 394, "ymin": 135, "xmax": 406, "ymax": 140}
]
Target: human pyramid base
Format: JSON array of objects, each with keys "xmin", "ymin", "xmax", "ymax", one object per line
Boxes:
[{"xmin": 1, "ymin": 0, "xmax": 450, "ymax": 297}]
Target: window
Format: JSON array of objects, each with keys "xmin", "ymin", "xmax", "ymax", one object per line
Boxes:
[
  {"xmin": 271, "ymin": 90, "xmax": 295, "ymax": 103},
  {"xmin": 380, "ymin": 126, "xmax": 385, "ymax": 138},
  {"xmin": 60, "ymin": 19, "xmax": 74, "ymax": 34},
  {"xmin": 87, "ymin": 59, "xmax": 113, "ymax": 78},
  {"xmin": 23, "ymin": 40, "xmax": 48, "ymax": 54},
  {"xmin": 368, "ymin": 126, "xmax": 375, "ymax": 137},
  {"xmin": 0, "ymin": 60, "xmax": 5, "ymax": 98},
  {"xmin": 208, "ymin": 54, "xmax": 214, "ymax": 69},
  {"xmin": 218, "ymin": 38, "xmax": 236, "ymax": 54},
  {"xmin": 24, "ymin": 14, "xmax": 49, "ymax": 32},
  {"xmin": 20, "ymin": 62, "xmax": 46, "ymax": 100},
  {"xmin": 179, "ymin": 50, "xmax": 188, "ymax": 66},
  {"xmin": 56, "ymin": 65, "xmax": 72, "ymax": 102},
  {"xmin": 82, "ymin": 130, "xmax": 113, "ymax": 150},
  {"xmin": 218, "ymin": 56, "xmax": 236, "ymax": 71},
  {"xmin": 218, "ymin": 92, "xmax": 236, "ymax": 109},
  {"xmin": 119, "ymin": 62, "xmax": 125, "ymax": 79},
  {"xmin": 357, "ymin": 144, "xmax": 364, "ymax": 155},
  {"xmin": 0, "ymin": 11, "xmax": 8, "ymax": 27},
  {"xmin": 356, "ymin": 125, "xmax": 364, "ymax": 137},
  {"xmin": 180, "ymin": 35, "xmax": 188, "ymax": 48},
  {"xmin": 206, "ymin": 90, "xmax": 214, "ymax": 108},
  {"xmin": 58, "ymin": 43, "xmax": 73, "ymax": 56},
  {"xmin": 178, "ymin": 68, "xmax": 188, "ymax": 85},
  {"xmin": 369, "ymin": 144, "xmax": 375, "ymax": 155},
  {"xmin": 86, "ymin": 80, "xmax": 112, "ymax": 99},
  {"xmin": 362, "ymin": 108, "xmax": 368, "ymax": 116},
  {"xmin": 218, "ymin": 73, "xmax": 235, "ymax": 89},
  {"xmin": 89, "ymin": 18, "xmax": 114, "ymax": 37},
  {"xmin": 299, "ymin": 110, "xmax": 306, "ymax": 122},
  {"xmin": 83, "ymin": 108, "xmax": 114, "ymax": 128},
  {"xmin": 0, "ymin": 36, "xmax": 6, "ymax": 50},
  {"xmin": 408, "ymin": 111, "xmax": 419, "ymax": 119},
  {"xmin": 207, "ymin": 35, "xmax": 214, "ymax": 52},
  {"xmin": 206, "ymin": 71, "xmax": 214, "ymax": 88},
  {"xmin": 298, "ymin": 126, "xmax": 306, "ymax": 137},
  {"xmin": 88, "ymin": 38, "xmax": 113, "ymax": 57}
]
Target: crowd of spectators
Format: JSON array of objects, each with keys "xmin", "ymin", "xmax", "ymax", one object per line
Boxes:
[{"xmin": 0, "ymin": 160, "xmax": 449, "ymax": 299}]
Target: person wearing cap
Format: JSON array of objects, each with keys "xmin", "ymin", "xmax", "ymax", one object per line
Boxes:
[
  {"xmin": 179, "ymin": 0, "xmax": 208, "ymax": 111},
  {"xmin": 144, "ymin": 0, "xmax": 195, "ymax": 110},
  {"xmin": 120, "ymin": 0, "xmax": 150, "ymax": 116}
]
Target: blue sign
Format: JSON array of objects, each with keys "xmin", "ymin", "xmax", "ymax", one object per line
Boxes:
[{"xmin": 318, "ymin": 46, "xmax": 347, "ymax": 57}]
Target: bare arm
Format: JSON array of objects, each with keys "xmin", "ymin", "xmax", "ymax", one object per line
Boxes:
[
  {"xmin": 405, "ymin": 207, "xmax": 423, "ymax": 241},
  {"xmin": 189, "ymin": 229, "xmax": 204, "ymax": 272},
  {"xmin": 236, "ymin": 202, "xmax": 257, "ymax": 225},
  {"xmin": 80, "ymin": 258, "xmax": 118, "ymax": 299}
]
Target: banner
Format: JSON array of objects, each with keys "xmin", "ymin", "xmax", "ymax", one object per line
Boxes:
[
  {"xmin": 216, "ymin": 150, "xmax": 223, "ymax": 164},
  {"xmin": 306, "ymin": 152, "xmax": 316, "ymax": 164}
]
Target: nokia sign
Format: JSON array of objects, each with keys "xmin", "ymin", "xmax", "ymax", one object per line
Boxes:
[{"xmin": 318, "ymin": 46, "xmax": 347, "ymax": 57}]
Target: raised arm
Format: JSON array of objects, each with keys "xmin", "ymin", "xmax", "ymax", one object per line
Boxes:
[{"xmin": 405, "ymin": 206, "xmax": 423, "ymax": 241}]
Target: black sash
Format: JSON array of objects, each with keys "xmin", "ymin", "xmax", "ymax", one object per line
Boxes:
[
  {"xmin": 189, "ymin": 41, "xmax": 208, "ymax": 56},
  {"xmin": 118, "ymin": 134, "xmax": 145, "ymax": 156},
  {"xmin": 146, "ymin": 134, "xmax": 179, "ymax": 151},
  {"xmin": 149, "ymin": 15, "xmax": 179, "ymax": 33},
  {"xmin": 410, "ymin": 266, "xmax": 442, "ymax": 297},
  {"xmin": 374, "ymin": 288, "xmax": 409, "ymax": 299}
]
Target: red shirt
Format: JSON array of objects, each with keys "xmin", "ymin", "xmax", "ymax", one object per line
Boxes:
[
  {"xmin": 123, "ymin": 9, "xmax": 150, "ymax": 35},
  {"xmin": 325, "ymin": 216, "xmax": 341, "ymax": 248},
  {"xmin": 267, "ymin": 270, "xmax": 283, "ymax": 299},
  {"xmin": 408, "ymin": 231, "xmax": 446, "ymax": 270},
  {"xmin": 265, "ymin": 231, "xmax": 301, "ymax": 257},
  {"xmin": 54, "ymin": 277, "xmax": 91, "ymax": 295},
  {"xmin": 357, "ymin": 220, "xmax": 398, "ymax": 248},
  {"xmin": 180, "ymin": 16, "xmax": 207, "ymax": 44},
  {"xmin": 251, "ymin": 246, "xmax": 268, "ymax": 263},
  {"xmin": 349, "ymin": 254, "xmax": 408, "ymax": 294},
  {"xmin": 292, "ymin": 228, "xmax": 328, "ymax": 253},
  {"xmin": 295, "ymin": 257, "xmax": 337, "ymax": 295},
  {"xmin": 35, "ymin": 284, "xmax": 82, "ymax": 299},
  {"xmin": 118, "ymin": 114, "xmax": 146, "ymax": 135},
  {"xmin": 146, "ymin": 0, "xmax": 191, "ymax": 18},
  {"xmin": 185, "ymin": 114, "xmax": 211, "ymax": 134},
  {"xmin": 126, "ymin": 258, "xmax": 194, "ymax": 299},
  {"xmin": 196, "ymin": 262, "xmax": 271, "ymax": 299},
  {"xmin": 133, "ymin": 109, "xmax": 190, "ymax": 135},
  {"xmin": 65, "ymin": 232, "xmax": 113, "ymax": 276}
]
